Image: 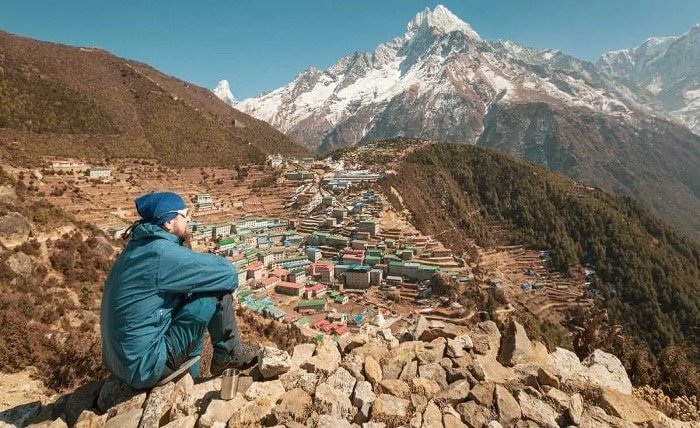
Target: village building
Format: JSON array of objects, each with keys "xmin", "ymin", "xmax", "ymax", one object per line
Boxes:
[
  {"xmin": 50, "ymin": 160, "xmax": 87, "ymax": 172},
  {"xmin": 288, "ymin": 268, "xmax": 306, "ymax": 284},
  {"xmin": 258, "ymin": 276, "xmax": 280, "ymax": 290},
  {"xmin": 247, "ymin": 261, "xmax": 265, "ymax": 281},
  {"xmin": 217, "ymin": 237, "xmax": 237, "ymax": 251},
  {"xmin": 262, "ymin": 306, "xmax": 286, "ymax": 321},
  {"xmin": 370, "ymin": 269, "xmax": 383, "ymax": 286},
  {"xmin": 192, "ymin": 193, "xmax": 213, "ymax": 211},
  {"xmin": 344, "ymin": 266, "xmax": 372, "ymax": 289},
  {"xmin": 305, "ymin": 247, "xmax": 322, "ymax": 262},
  {"xmin": 269, "ymin": 268, "xmax": 290, "ymax": 282},
  {"xmin": 212, "ymin": 224, "xmax": 232, "ymax": 239},
  {"xmin": 86, "ymin": 167, "xmax": 111, "ymax": 179},
  {"xmin": 357, "ymin": 220, "xmax": 379, "ymax": 236},
  {"xmin": 304, "ymin": 283, "xmax": 327, "ymax": 299},
  {"xmin": 297, "ymin": 298, "xmax": 327, "ymax": 314},
  {"xmin": 275, "ymin": 281, "xmax": 305, "ymax": 296}
]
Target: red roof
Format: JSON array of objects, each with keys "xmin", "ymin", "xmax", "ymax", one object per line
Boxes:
[
  {"xmin": 277, "ymin": 281, "xmax": 303, "ymax": 289},
  {"xmin": 270, "ymin": 268, "xmax": 290, "ymax": 277},
  {"xmin": 334, "ymin": 326, "xmax": 349, "ymax": 335},
  {"xmin": 248, "ymin": 261, "xmax": 263, "ymax": 271},
  {"xmin": 260, "ymin": 277, "xmax": 279, "ymax": 286},
  {"xmin": 306, "ymin": 283, "xmax": 327, "ymax": 292},
  {"xmin": 313, "ymin": 319, "xmax": 330, "ymax": 329}
]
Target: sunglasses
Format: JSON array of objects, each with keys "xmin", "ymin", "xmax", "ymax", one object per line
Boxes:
[{"xmin": 156, "ymin": 207, "xmax": 190, "ymax": 221}]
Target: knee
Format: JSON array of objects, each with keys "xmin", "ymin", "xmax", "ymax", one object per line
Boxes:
[{"xmin": 180, "ymin": 295, "xmax": 218, "ymax": 323}]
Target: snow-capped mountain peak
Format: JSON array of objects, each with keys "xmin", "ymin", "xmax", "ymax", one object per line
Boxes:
[
  {"xmin": 406, "ymin": 5, "xmax": 480, "ymax": 40},
  {"xmin": 213, "ymin": 79, "xmax": 237, "ymax": 106}
]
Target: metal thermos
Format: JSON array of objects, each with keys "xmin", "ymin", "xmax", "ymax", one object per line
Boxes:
[{"xmin": 220, "ymin": 368, "xmax": 239, "ymax": 400}]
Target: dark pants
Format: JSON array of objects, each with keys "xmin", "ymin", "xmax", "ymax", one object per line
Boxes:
[{"xmin": 160, "ymin": 293, "xmax": 241, "ymax": 378}]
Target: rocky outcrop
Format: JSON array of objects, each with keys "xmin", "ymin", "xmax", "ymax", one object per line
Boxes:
[{"xmin": 5, "ymin": 318, "xmax": 697, "ymax": 428}]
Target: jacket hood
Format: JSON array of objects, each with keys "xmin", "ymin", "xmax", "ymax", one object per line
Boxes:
[{"xmin": 129, "ymin": 222, "xmax": 182, "ymax": 245}]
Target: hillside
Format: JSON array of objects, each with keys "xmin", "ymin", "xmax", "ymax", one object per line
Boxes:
[
  {"xmin": 373, "ymin": 139, "xmax": 700, "ymax": 396},
  {"xmin": 0, "ymin": 30, "xmax": 311, "ymax": 167}
]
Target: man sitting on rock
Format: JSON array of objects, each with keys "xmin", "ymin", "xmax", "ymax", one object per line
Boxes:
[{"xmin": 100, "ymin": 191, "xmax": 258, "ymax": 389}]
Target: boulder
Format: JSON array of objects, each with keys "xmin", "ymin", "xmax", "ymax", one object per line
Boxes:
[
  {"xmin": 376, "ymin": 329, "xmax": 399, "ymax": 349},
  {"xmin": 167, "ymin": 375, "xmax": 198, "ymax": 421},
  {"xmin": 279, "ymin": 368, "xmax": 318, "ymax": 394},
  {"xmin": 537, "ymin": 368, "xmax": 559, "ymax": 389},
  {"xmin": 379, "ymin": 379, "xmax": 409, "ymax": 399},
  {"xmin": 0, "ymin": 212, "xmax": 30, "ymax": 245},
  {"xmin": 0, "ymin": 184, "xmax": 17, "ymax": 204},
  {"xmin": 418, "ymin": 363, "xmax": 447, "ymax": 388},
  {"xmin": 517, "ymin": 391, "xmax": 560, "ymax": 428},
  {"xmin": 74, "ymin": 410, "xmax": 108, "ymax": 428},
  {"xmin": 161, "ymin": 415, "xmax": 197, "ymax": 428},
  {"xmin": 6, "ymin": 251, "xmax": 32, "ymax": 277},
  {"xmin": 315, "ymin": 414, "xmax": 354, "ymax": 428},
  {"xmin": 341, "ymin": 352, "xmax": 365, "ymax": 381},
  {"xmin": 327, "ymin": 367, "xmax": 357, "ymax": 397},
  {"xmin": 104, "ymin": 409, "xmax": 142, "ymax": 428},
  {"xmin": 467, "ymin": 381, "xmax": 494, "ymax": 407},
  {"xmin": 243, "ymin": 380, "xmax": 285, "ymax": 404},
  {"xmin": 106, "ymin": 392, "xmax": 147, "ymax": 419},
  {"xmin": 258, "ymin": 347, "xmax": 291, "ymax": 379},
  {"xmin": 443, "ymin": 406, "xmax": 467, "ymax": 428},
  {"xmin": 314, "ymin": 384, "xmax": 354, "ymax": 421},
  {"xmin": 364, "ymin": 356, "xmax": 383, "ymax": 387},
  {"xmin": 599, "ymin": 388, "xmax": 657, "ymax": 423},
  {"xmin": 399, "ymin": 360, "xmax": 418, "ymax": 381},
  {"xmin": 198, "ymin": 395, "xmax": 247, "ymax": 428},
  {"xmin": 498, "ymin": 320, "xmax": 534, "ymax": 366},
  {"xmin": 416, "ymin": 338, "xmax": 446, "ymax": 364},
  {"xmin": 568, "ymin": 393, "xmax": 583, "ymax": 426},
  {"xmin": 410, "ymin": 394, "xmax": 428, "ymax": 414},
  {"xmin": 303, "ymin": 340, "xmax": 341, "ymax": 376},
  {"xmin": 227, "ymin": 398, "xmax": 274, "ymax": 427},
  {"xmin": 436, "ymin": 379, "xmax": 471, "ymax": 405},
  {"xmin": 138, "ymin": 381, "xmax": 178, "ymax": 428},
  {"xmin": 579, "ymin": 405, "xmax": 637, "ymax": 428},
  {"xmin": 582, "ymin": 350, "xmax": 633, "ymax": 395},
  {"xmin": 272, "ymin": 388, "xmax": 311, "ymax": 424},
  {"xmin": 351, "ymin": 381, "xmax": 376, "ymax": 424},
  {"xmin": 290, "ymin": 343, "xmax": 316, "ymax": 368},
  {"xmin": 338, "ymin": 334, "xmax": 367, "ymax": 354},
  {"xmin": 446, "ymin": 336, "xmax": 470, "ymax": 358},
  {"xmin": 455, "ymin": 401, "xmax": 493, "ymax": 428},
  {"xmin": 421, "ymin": 400, "xmax": 442, "ymax": 427},
  {"xmin": 471, "ymin": 321, "xmax": 501, "ymax": 356},
  {"xmin": 371, "ymin": 394, "xmax": 410, "ymax": 420},
  {"xmin": 382, "ymin": 361, "xmax": 404, "ymax": 380},
  {"xmin": 544, "ymin": 387, "xmax": 570, "ymax": 411},
  {"xmin": 411, "ymin": 316, "xmax": 430, "ymax": 341},
  {"xmin": 494, "ymin": 385, "xmax": 520, "ymax": 426},
  {"xmin": 411, "ymin": 378, "xmax": 441, "ymax": 396}
]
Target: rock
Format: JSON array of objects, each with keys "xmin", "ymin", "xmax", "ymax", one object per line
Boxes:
[
  {"xmin": 198, "ymin": 396, "xmax": 247, "ymax": 428},
  {"xmin": 418, "ymin": 363, "xmax": 447, "ymax": 388},
  {"xmin": 259, "ymin": 347, "xmax": 291, "ymax": 379},
  {"xmin": 279, "ymin": 368, "xmax": 318, "ymax": 394},
  {"xmin": 537, "ymin": 368, "xmax": 559, "ymax": 389},
  {"xmin": 0, "ymin": 185, "xmax": 17, "ymax": 205},
  {"xmin": 327, "ymin": 367, "xmax": 357, "ymax": 397},
  {"xmin": 579, "ymin": 405, "xmax": 637, "ymax": 428},
  {"xmin": 436, "ymin": 379, "xmax": 471, "ymax": 405},
  {"xmin": 315, "ymin": 415, "xmax": 354, "ymax": 428},
  {"xmin": 444, "ymin": 367, "xmax": 468, "ymax": 384},
  {"xmin": 485, "ymin": 422, "xmax": 503, "ymax": 428},
  {"xmin": 376, "ymin": 329, "xmax": 399, "ymax": 349},
  {"xmin": 411, "ymin": 378, "xmax": 441, "ymax": 396},
  {"xmin": 421, "ymin": 401, "xmax": 442, "ymax": 427},
  {"xmin": 0, "ymin": 401, "xmax": 41, "ymax": 427},
  {"xmin": 568, "ymin": 393, "xmax": 583, "ymax": 426},
  {"xmin": 273, "ymin": 388, "xmax": 311, "ymax": 424},
  {"xmin": 64, "ymin": 380, "xmax": 103, "ymax": 425},
  {"xmin": 74, "ymin": 410, "xmax": 108, "ymax": 428},
  {"xmin": 455, "ymin": 401, "xmax": 492, "ymax": 428},
  {"xmin": 0, "ymin": 212, "xmax": 30, "ymax": 245},
  {"xmin": 290, "ymin": 343, "xmax": 316, "ymax": 368},
  {"xmin": 371, "ymin": 394, "xmax": 409, "ymax": 420},
  {"xmin": 416, "ymin": 338, "xmax": 446, "ymax": 364},
  {"xmin": 410, "ymin": 394, "xmax": 428, "ymax": 414},
  {"xmin": 471, "ymin": 321, "xmax": 501, "ymax": 356},
  {"xmin": 303, "ymin": 340, "xmax": 341, "ymax": 376},
  {"xmin": 364, "ymin": 356, "xmax": 383, "ymax": 387},
  {"xmin": 412, "ymin": 316, "xmax": 429, "ymax": 341},
  {"xmin": 167, "ymin": 374, "xmax": 198, "ymax": 421},
  {"xmin": 582, "ymin": 350, "xmax": 633, "ymax": 395},
  {"xmin": 382, "ymin": 362, "xmax": 403, "ymax": 380},
  {"xmin": 440, "ymin": 358, "xmax": 454, "ymax": 370},
  {"xmin": 341, "ymin": 352, "xmax": 366, "ymax": 381},
  {"xmin": 138, "ymin": 381, "xmax": 178, "ymax": 428},
  {"xmin": 599, "ymin": 388, "xmax": 657, "ymax": 423},
  {"xmin": 468, "ymin": 381, "xmax": 494, "ymax": 407},
  {"xmin": 379, "ymin": 379, "xmax": 409, "ymax": 399},
  {"xmin": 498, "ymin": 320, "xmax": 534, "ymax": 366},
  {"xmin": 227, "ymin": 398, "xmax": 274, "ymax": 427},
  {"xmin": 495, "ymin": 385, "xmax": 520, "ymax": 426},
  {"xmin": 189, "ymin": 378, "xmax": 221, "ymax": 413},
  {"xmin": 544, "ymin": 387, "xmax": 570, "ymax": 411},
  {"xmin": 517, "ymin": 391, "xmax": 560, "ymax": 428},
  {"xmin": 104, "ymin": 409, "xmax": 142, "ymax": 428},
  {"xmin": 314, "ymin": 384, "xmax": 355, "ymax": 421},
  {"xmin": 399, "ymin": 360, "xmax": 417, "ymax": 381},
  {"xmin": 409, "ymin": 412, "xmax": 422, "ymax": 428},
  {"xmin": 97, "ymin": 377, "xmax": 138, "ymax": 413},
  {"xmin": 243, "ymin": 380, "xmax": 285, "ymax": 404},
  {"xmin": 106, "ymin": 393, "xmax": 147, "ymax": 419},
  {"xmin": 7, "ymin": 251, "xmax": 32, "ymax": 277},
  {"xmin": 352, "ymin": 381, "xmax": 376, "ymax": 424},
  {"xmin": 443, "ymin": 406, "xmax": 467, "ymax": 428},
  {"xmin": 338, "ymin": 334, "xmax": 367, "ymax": 354},
  {"xmin": 446, "ymin": 336, "xmax": 473, "ymax": 358},
  {"xmin": 30, "ymin": 395, "xmax": 69, "ymax": 426},
  {"xmin": 161, "ymin": 415, "xmax": 197, "ymax": 428},
  {"xmin": 27, "ymin": 416, "xmax": 69, "ymax": 428}
]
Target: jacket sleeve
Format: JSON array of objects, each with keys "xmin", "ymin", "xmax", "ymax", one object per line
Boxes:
[{"xmin": 156, "ymin": 243, "xmax": 238, "ymax": 294}]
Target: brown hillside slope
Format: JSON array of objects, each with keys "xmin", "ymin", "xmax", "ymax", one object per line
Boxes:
[{"xmin": 0, "ymin": 30, "xmax": 311, "ymax": 167}]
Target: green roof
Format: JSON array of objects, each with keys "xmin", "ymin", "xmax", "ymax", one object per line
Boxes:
[{"xmin": 297, "ymin": 299, "xmax": 327, "ymax": 308}]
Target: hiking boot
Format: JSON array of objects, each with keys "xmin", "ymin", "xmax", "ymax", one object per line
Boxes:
[{"xmin": 210, "ymin": 341, "xmax": 260, "ymax": 376}]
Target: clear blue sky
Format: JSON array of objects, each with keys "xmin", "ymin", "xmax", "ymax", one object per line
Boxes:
[{"xmin": 1, "ymin": 1, "xmax": 698, "ymax": 99}]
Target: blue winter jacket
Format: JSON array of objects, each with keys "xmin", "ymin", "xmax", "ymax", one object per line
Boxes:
[{"xmin": 100, "ymin": 223, "xmax": 237, "ymax": 389}]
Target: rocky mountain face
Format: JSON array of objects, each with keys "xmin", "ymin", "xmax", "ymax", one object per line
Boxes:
[
  {"xmin": 597, "ymin": 25, "xmax": 700, "ymax": 134},
  {"xmin": 0, "ymin": 31, "xmax": 310, "ymax": 168},
  {"xmin": 3, "ymin": 318, "xmax": 698, "ymax": 427},
  {"xmin": 232, "ymin": 6, "xmax": 700, "ymax": 239}
]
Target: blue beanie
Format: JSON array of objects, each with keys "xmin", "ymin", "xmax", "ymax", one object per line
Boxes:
[{"xmin": 135, "ymin": 191, "xmax": 187, "ymax": 225}]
